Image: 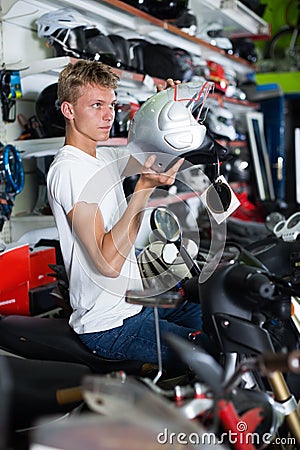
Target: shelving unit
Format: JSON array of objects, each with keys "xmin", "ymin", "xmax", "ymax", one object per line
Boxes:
[
  {"xmin": 2, "ymin": 0, "xmax": 269, "ymax": 110},
  {"xmin": 190, "ymin": 0, "xmax": 270, "ymax": 39},
  {"xmin": 13, "ymin": 136, "xmax": 128, "ymax": 159},
  {"xmin": 2, "ymin": 0, "xmax": 270, "ymax": 78},
  {"xmin": 19, "ymin": 56, "xmax": 166, "ymax": 103},
  {"xmin": 0, "ymin": 0, "xmax": 270, "ymax": 241}
]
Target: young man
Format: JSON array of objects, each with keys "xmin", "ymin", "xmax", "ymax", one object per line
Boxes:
[{"xmin": 47, "ymin": 59, "xmax": 207, "ymax": 368}]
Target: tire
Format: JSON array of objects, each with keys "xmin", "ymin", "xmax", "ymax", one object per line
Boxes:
[{"xmin": 264, "ymin": 26, "xmax": 300, "ymax": 70}]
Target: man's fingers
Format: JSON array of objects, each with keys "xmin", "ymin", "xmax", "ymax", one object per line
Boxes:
[
  {"xmin": 166, "ymin": 78, "xmax": 181, "ymax": 88},
  {"xmin": 156, "ymin": 78, "xmax": 182, "ymax": 92},
  {"xmin": 167, "ymin": 157, "xmax": 185, "ymax": 174},
  {"xmin": 156, "ymin": 83, "xmax": 164, "ymax": 92},
  {"xmin": 143, "ymin": 154, "xmax": 156, "ymax": 169},
  {"xmin": 157, "ymin": 158, "xmax": 185, "ymax": 185},
  {"xmin": 143, "ymin": 156, "xmax": 184, "ymax": 175}
]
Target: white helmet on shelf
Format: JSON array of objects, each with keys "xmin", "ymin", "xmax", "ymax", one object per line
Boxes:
[
  {"xmin": 127, "ymin": 80, "xmax": 229, "ymax": 172},
  {"xmin": 197, "ymin": 22, "xmax": 233, "ymax": 53},
  {"xmin": 206, "ymin": 105, "xmax": 237, "ymax": 141},
  {"xmin": 36, "ymin": 8, "xmax": 95, "ymax": 37},
  {"xmin": 36, "ymin": 8, "xmax": 116, "ymax": 61}
]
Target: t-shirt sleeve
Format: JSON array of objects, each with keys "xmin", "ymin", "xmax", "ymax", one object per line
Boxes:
[{"xmin": 47, "ymin": 160, "xmax": 92, "ymax": 215}]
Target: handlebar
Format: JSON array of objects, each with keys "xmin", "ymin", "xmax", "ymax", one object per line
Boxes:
[
  {"xmin": 258, "ymin": 350, "xmax": 300, "ymax": 375},
  {"xmin": 223, "ymin": 350, "xmax": 300, "ymax": 394},
  {"xmin": 225, "ymin": 264, "xmax": 275, "ymax": 299},
  {"xmin": 126, "ymin": 289, "xmax": 183, "ymax": 308}
]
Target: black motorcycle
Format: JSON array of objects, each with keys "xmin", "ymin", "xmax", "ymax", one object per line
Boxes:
[{"xmin": 1, "ymin": 206, "xmax": 300, "ymax": 449}]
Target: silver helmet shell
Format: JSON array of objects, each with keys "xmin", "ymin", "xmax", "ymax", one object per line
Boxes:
[{"xmin": 127, "ymin": 80, "xmax": 214, "ymax": 172}]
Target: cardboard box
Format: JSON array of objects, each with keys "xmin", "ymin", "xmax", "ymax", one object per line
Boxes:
[
  {"xmin": 0, "ymin": 243, "xmax": 30, "ymax": 292},
  {"xmin": 0, "ymin": 243, "xmax": 30, "ymax": 315},
  {"xmin": 29, "ymin": 246, "xmax": 57, "ymax": 289},
  {"xmin": 0, "ymin": 281, "xmax": 29, "ymax": 315},
  {"xmin": 0, "ymin": 244, "xmax": 58, "ymax": 316}
]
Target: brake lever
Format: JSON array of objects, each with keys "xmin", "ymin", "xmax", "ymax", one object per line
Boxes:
[{"xmin": 268, "ymin": 273, "xmax": 300, "ymax": 297}]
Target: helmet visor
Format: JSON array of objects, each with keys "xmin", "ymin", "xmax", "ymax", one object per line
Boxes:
[{"xmin": 172, "ymin": 80, "xmax": 214, "ymax": 115}]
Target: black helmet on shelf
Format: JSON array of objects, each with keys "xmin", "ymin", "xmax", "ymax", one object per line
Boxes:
[
  {"xmin": 35, "ymin": 83, "xmax": 65, "ymax": 138},
  {"xmin": 121, "ymin": 0, "xmax": 189, "ymax": 20},
  {"xmin": 110, "ymin": 91, "xmax": 140, "ymax": 138},
  {"xmin": 232, "ymin": 38, "xmax": 258, "ymax": 64},
  {"xmin": 221, "ymin": 154, "xmax": 250, "ymax": 183},
  {"xmin": 173, "ymin": 9, "xmax": 197, "ymax": 35}
]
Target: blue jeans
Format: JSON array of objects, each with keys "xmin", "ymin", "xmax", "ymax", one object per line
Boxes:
[{"xmin": 79, "ymin": 302, "xmax": 209, "ymax": 367}]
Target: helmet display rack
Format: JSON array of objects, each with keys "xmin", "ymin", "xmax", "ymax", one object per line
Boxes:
[
  {"xmin": 1, "ymin": 0, "xmax": 266, "ymax": 153},
  {"xmin": 0, "ymin": 0, "xmax": 271, "ymax": 241}
]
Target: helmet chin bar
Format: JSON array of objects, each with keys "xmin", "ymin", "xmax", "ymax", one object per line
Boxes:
[
  {"xmin": 181, "ymin": 130, "xmax": 230, "ymax": 166},
  {"xmin": 163, "ymin": 135, "xmax": 230, "ymax": 173}
]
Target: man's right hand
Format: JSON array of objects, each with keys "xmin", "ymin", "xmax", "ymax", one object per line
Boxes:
[{"xmin": 136, "ymin": 154, "xmax": 184, "ymax": 191}]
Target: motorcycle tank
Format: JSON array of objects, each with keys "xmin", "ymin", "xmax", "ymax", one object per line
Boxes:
[{"xmin": 247, "ymin": 238, "xmax": 300, "ymax": 278}]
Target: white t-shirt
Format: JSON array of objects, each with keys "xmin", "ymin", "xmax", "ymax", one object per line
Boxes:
[{"xmin": 47, "ymin": 145, "xmax": 143, "ymax": 334}]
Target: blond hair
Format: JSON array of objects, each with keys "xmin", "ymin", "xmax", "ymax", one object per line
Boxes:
[{"xmin": 58, "ymin": 59, "xmax": 120, "ymax": 105}]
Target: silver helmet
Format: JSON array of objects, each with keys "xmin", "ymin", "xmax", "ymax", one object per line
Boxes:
[{"xmin": 127, "ymin": 80, "xmax": 228, "ymax": 172}]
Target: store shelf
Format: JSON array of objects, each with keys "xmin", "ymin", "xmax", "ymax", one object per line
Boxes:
[
  {"xmin": 190, "ymin": 0, "xmax": 270, "ymax": 39},
  {"xmin": 20, "ymin": 56, "xmax": 166, "ymax": 101},
  {"xmin": 3, "ymin": 0, "xmax": 262, "ymax": 76},
  {"xmin": 2, "ymin": 0, "xmax": 270, "ymax": 40},
  {"xmin": 0, "ymin": 0, "xmax": 273, "ymax": 244},
  {"xmin": 10, "ymin": 87, "xmax": 258, "ymax": 158},
  {"xmin": 208, "ymin": 94, "xmax": 259, "ymax": 115},
  {"xmin": 12, "ymin": 136, "xmax": 128, "ymax": 159},
  {"xmin": 3, "ymin": 0, "xmax": 266, "ymax": 157},
  {"xmin": 9, "ymin": 215, "xmax": 56, "ymax": 242},
  {"xmin": 98, "ymin": 0, "xmax": 261, "ymax": 74}
]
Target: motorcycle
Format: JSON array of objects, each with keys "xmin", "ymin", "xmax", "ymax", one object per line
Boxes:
[
  {"xmin": 30, "ymin": 369, "xmax": 229, "ymax": 450},
  {"xmin": 25, "ymin": 341, "xmax": 300, "ymax": 450},
  {"xmin": 128, "ymin": 205, "xmax": 300, "ymax": 447},
  {"xmin": 163, "ymin": 333, "xmax": 300, "ymax": 450},
  {"xmin": 0, "ymin": 354, "xmax": 90, "ymax": 450},
  {"xmin": 0, "ymin": 205, "xmax": 202, "ymax": 447},
  {"xmin": 54, "ymin": 204, "xmax": 300, "ymax": 448},
  {"xmin": 0, "ymin": 311, "xmax": 160, "ymax": 448},
  {"xmin": 0, "ymin": 205, "xmax": 299, "ymax": 449}
]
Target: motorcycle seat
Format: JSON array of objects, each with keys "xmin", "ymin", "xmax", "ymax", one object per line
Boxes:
[
  {"xmin": 0, "ymin": 315, "xmax": 150, "ymax": 375},
  {"xmin": 0, "ymin": 354, "xmax": 90, "ymax": 431}
]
